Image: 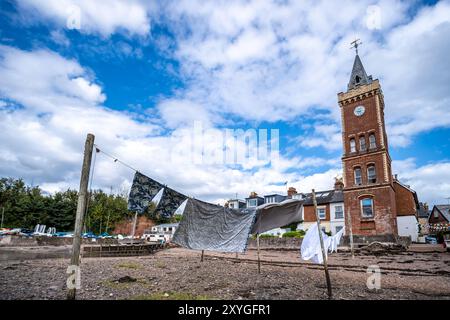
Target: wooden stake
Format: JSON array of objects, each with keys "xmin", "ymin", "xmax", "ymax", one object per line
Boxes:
[
  {"xmin": 312, "ymin": 189, "xmax": 332, "ymax": 299},
  {"xmin": 201, "ymin": 250, "xmax": 204, "ymax": 262},
  {"xmin": 257, "ymin": 233, "xmax": 261, "ymax": 274},
  {"xmin": 1, "ymin": 207, "xmax": 4, "ymax": 229},
  {"xmin": 131, "ymin": 211, "xmax": 138, "ymax": 241},
  {"xmin": 67, "ymin": 133, "xmax": 95, "ymax": 300},
  {"xmin": 346, "ymin": 208, "xmax": 355, "ymax": 259}
]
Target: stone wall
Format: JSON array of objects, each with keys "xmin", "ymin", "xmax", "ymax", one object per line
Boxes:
[
  {"xmin": 341, "ymin": 234, "xmax": 411, "ymax": 246},
  {"xmin": 0, "ymin": 235, "xmax": 118, "ymax": 247},
  {"xmin": 247, "ymin": 237, "xmax": 302, "ymax": 249}
]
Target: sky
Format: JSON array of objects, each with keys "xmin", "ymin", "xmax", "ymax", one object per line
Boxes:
[{"xmin": 0, "ymin": 0, "xmax": 449, "ymax": 206}]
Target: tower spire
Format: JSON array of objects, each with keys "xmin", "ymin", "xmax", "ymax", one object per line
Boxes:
[{"xmin": 347, "ymin": 39, "xmax": 373, "ymax": 90}]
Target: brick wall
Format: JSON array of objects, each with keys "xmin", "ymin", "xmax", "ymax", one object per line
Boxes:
[
  {"xmin": 303, "ymin": 204, "xmax": 330, "ymax": 222},
  {"xmin": 344, "ymin": 185, "xmax": 397, "ymax": 236},
  {"xmin": 393, "ymin": 182, "xmax": 417, "ymax": 216},
  {"xmin": 112, "ymin": 216, "xmax": 155, "ymax": 237}
]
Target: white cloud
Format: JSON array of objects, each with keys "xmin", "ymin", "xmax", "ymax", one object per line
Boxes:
[
  {"xmin": 0, "ymin": 45, "xmax": 341, "ymax": 204},
  {"xmin": 155, "ymin": 0, "xmax": 450, "ymax": 149},
  {"xmin": 393, "ymin": 158, "xmax": 450, "ymax": 205},
  {"xmin": 16, "ymin": 0, "xmax": 151, "ymax": 37}
]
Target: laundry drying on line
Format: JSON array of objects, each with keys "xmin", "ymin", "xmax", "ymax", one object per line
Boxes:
[{"xmin": 300, "ymin": 223, "xmax": 345, "ymax": 264}]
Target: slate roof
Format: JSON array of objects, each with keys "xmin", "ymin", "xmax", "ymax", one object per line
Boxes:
[
  {"xmin": 348, "ymin": 54, "xmax": 373, "ymax": 90},
  {"xmin": 417, "ymin": 203, "xmax": 430, "ymax": 218},
  {"xmin": 435, "ymin": 205, "xmax": 450, "ymax": 222},
  {"xmin": 301, "ymin": 189, "xmax": 344, "ymax": 206}
]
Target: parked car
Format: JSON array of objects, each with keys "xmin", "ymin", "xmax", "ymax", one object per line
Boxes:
[
  {"xmin": 444, "ymin": 238, "xmax": 450, "ymax": 252},
  {"xmin": 425, "ymin": 235, "xmax": 438, "ymax": 244},
  {"xmin": 144, "ymin": 233, "xmax": 166, "ymax": 244}
]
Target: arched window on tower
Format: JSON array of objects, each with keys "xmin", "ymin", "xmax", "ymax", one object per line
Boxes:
[
  {"xmin": 359, "ymin": 136, "xmax": 366, "ymax": 151},
  {"xmin": 355, "ymin": 75, "xmax": 360, "ymax": 84},
  {"xmin": 350, "ymin": 139, "xmax": 356, "ymax": 153},
  {"xmin": 367, "ymin": 164, "xmax": 376, "ymax": 183},
  {"xmin": 354, "ymin": 167, "xmax": 362, "ymax": 185},
  {"xmin": 369, "ymin": 133, "xmax": 376, "ymax": 149}
]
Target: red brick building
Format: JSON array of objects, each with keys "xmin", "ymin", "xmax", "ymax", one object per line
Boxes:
[{"xmin": 338, "ymin": 50, "xmax": 419, "ymax": 239}]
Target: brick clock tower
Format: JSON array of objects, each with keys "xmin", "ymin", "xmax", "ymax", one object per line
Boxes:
[{"xmin": 338, "ymin": 44, "xmax": 398, "ymax": 237}]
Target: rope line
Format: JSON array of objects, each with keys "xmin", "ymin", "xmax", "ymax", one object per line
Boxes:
[
  {"xmin": 93, "ymin": 143, "xmax": 194, "ymax": 199},
  {"xmin": 94, "ymin": 144, "xmax": 140, "ymax": 173}
]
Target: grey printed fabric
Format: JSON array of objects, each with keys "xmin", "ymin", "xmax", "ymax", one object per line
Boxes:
[
  {"xmin": 172, "ymin": 198, "xmax": 257, "ymax": 253},
  {"xmin": 251, "ymin": 199, "xmax": 303, "ymax": 234},
  {"xmin": 154, "ymin": 187, "xmax": 188, "ymax": 219},
  {"xmin": 127, "ymin": 172, "xmax": 164, "ymax": 213}
]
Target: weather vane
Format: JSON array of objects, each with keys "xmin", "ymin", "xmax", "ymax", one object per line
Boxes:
[{"xmin": 350, "ymin": 39, "xmax": 362, "ymax": 55}]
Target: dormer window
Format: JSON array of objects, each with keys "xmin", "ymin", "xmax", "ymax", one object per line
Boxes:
[{"xmin": 355, "ymin": 75, "xmax": 360, "ymax": 84}]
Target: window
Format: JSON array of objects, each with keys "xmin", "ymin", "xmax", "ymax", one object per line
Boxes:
[
  {"xmin": 367, "ymin": 165, "xmax": 376, "ymax": 183},
  {"xmin": 354, "ymin": 167, "xmax": 362, "ymax": 185},
  {"xmin": 359, "ymin": 136, "xmax": 366, "ymax": 151},
  {"xmin": 334, "ymin": 206, "xmax": 344, "ymax": 219},
  {"xmin": 335, "ymin": 226, "xmax": 343, "ymax": 234},
  {"xmin": 355, "ymin": 75, "xmax": 360, "ymax": 84},
  {"xmin": 369, "ymin": 134, "xmax": 376, "ymax": 149},
  {"xmin": 434, "ymin": 209, "xmax": 438, "ymax": 218},
  {"xmin": 350, "ymin": 139, "xmax": 356, "ymax": 152},
  {"xmin": 317, "ymin": 207, "xmax": 326, "ymax": 219},
  {"xmin": 361, "ymin": 198, "xmax": 374, "ymax": 217},
  {"xmin": 247, "ymin": 199, "xmax": 258, "ymax": 207}
]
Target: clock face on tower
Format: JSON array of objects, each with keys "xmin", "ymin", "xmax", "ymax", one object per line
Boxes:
[{"xmin": 354, "ymin": 105, "xmax": 365, "ymax": 117}]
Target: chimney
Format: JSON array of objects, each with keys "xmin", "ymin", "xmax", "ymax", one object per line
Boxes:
[
  {"xmin": 249, "ymin": 191, "xmax": 258, "ymax": 198},
  {"xmin": 394, "ymin": 174, "xmax": 398, "ymax": 180},
  {"xmin": 287, "ymin": 187, "xmax": 297, "ymax": 197},
  {"xmin": 334, "ymin": 177, "xmax": 344, "ymax": 191}
]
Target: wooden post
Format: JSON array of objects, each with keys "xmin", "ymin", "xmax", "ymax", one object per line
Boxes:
[
  {"xmin": 67, "ymin": 133, "xmax": 95, "ymax": 300},
  {"xmin": 131, "ymin": 211, "xmax": 138, "ymax": 241},
  {"xmin": 201, "ymin": 250, "xmax": 204, "ymax": 262},
  {"xmin": 1, "ymin": 207, "xmax": 4, "ymax": 229},
  {"xmin": 312, "ymin": 189, "xmax": 332, "ymax": 299},
  {"xmin": 346, "ymin": 208, "xmax": 355, "ymax": 259},
  {"xmin": 257, "ymin": 233, "xmax": 261, "ymax": 274}
]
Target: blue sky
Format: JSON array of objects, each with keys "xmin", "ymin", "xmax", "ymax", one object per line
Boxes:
[{"xmin": 0, "ymin": 0, "xmax": 449, "ymax": 205}]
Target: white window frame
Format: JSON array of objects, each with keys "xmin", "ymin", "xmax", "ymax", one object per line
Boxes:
[
  {"xmin": 317, "ymin": 206, "xmax": 326, "ymax": 220},
  {"xmin": 369, "ymin": 134, "xmax": 376, "ymax": 149},
  {"xmin": 359, "ymin": 136, "xmax": 366, "ymax": 151},
  {"xmin": 361, "ymin": 198, "xmax": 374, "ymax": 218},
  {"xmin": 367, "ymin": 165, "xmax": 376, "ymax": 183},
  {"xmin": 350, "ymin": 139, "xmax": 356, "ymax": 153},
  {"xmin": 334, "ymin": 205, "xmax": 344, "ymax": 219},
  {"xmin": 354, "ymin": 167, "xmax": 362, "ymax": 185}
]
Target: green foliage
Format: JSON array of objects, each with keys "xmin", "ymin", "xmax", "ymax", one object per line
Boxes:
[
  {"xmin": 281, "ymin": 222, "xmax": 299, "ymax": 231},
  {"xmin": 282, "ymin": 231, "xmax": 305, "ymax": 238},
  {"xmin": 0, "ymin": 177, "xmax": 130, "ymax": 233},
  {"xmin": 259, "ymin": 234, "xmax": 277, "ymax": 239}
]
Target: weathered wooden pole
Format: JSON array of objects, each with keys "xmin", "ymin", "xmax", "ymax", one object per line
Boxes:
[
  {"xmin": 1, "ymin": 207, "xmax": 4, "ymax": 229},
  {"xmin": 312, "ymin": 189, "xmax": 332, "ymax": 299},
  {"xmin": 131, "ymin": 211, "xmax": 138, "ymax": 240},
  {"xmin": 67, "ymin": 133, "xmax": 95, "ymax": 300},
  {"xmin": 201, "ymin": 250, "xmax": 205, "ymax": 262},
  {"xmin": 346, "ymin": 208, "xmax": 355, "ymax": 259},
  {"xmin": 257, "ymin": 233, "xmax": 261, "ymax": 274}
]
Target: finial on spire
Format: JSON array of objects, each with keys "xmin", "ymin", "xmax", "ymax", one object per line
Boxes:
[{"xmin": 350, "ymin": 39, "xmax": 362, "ymax": 55}]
